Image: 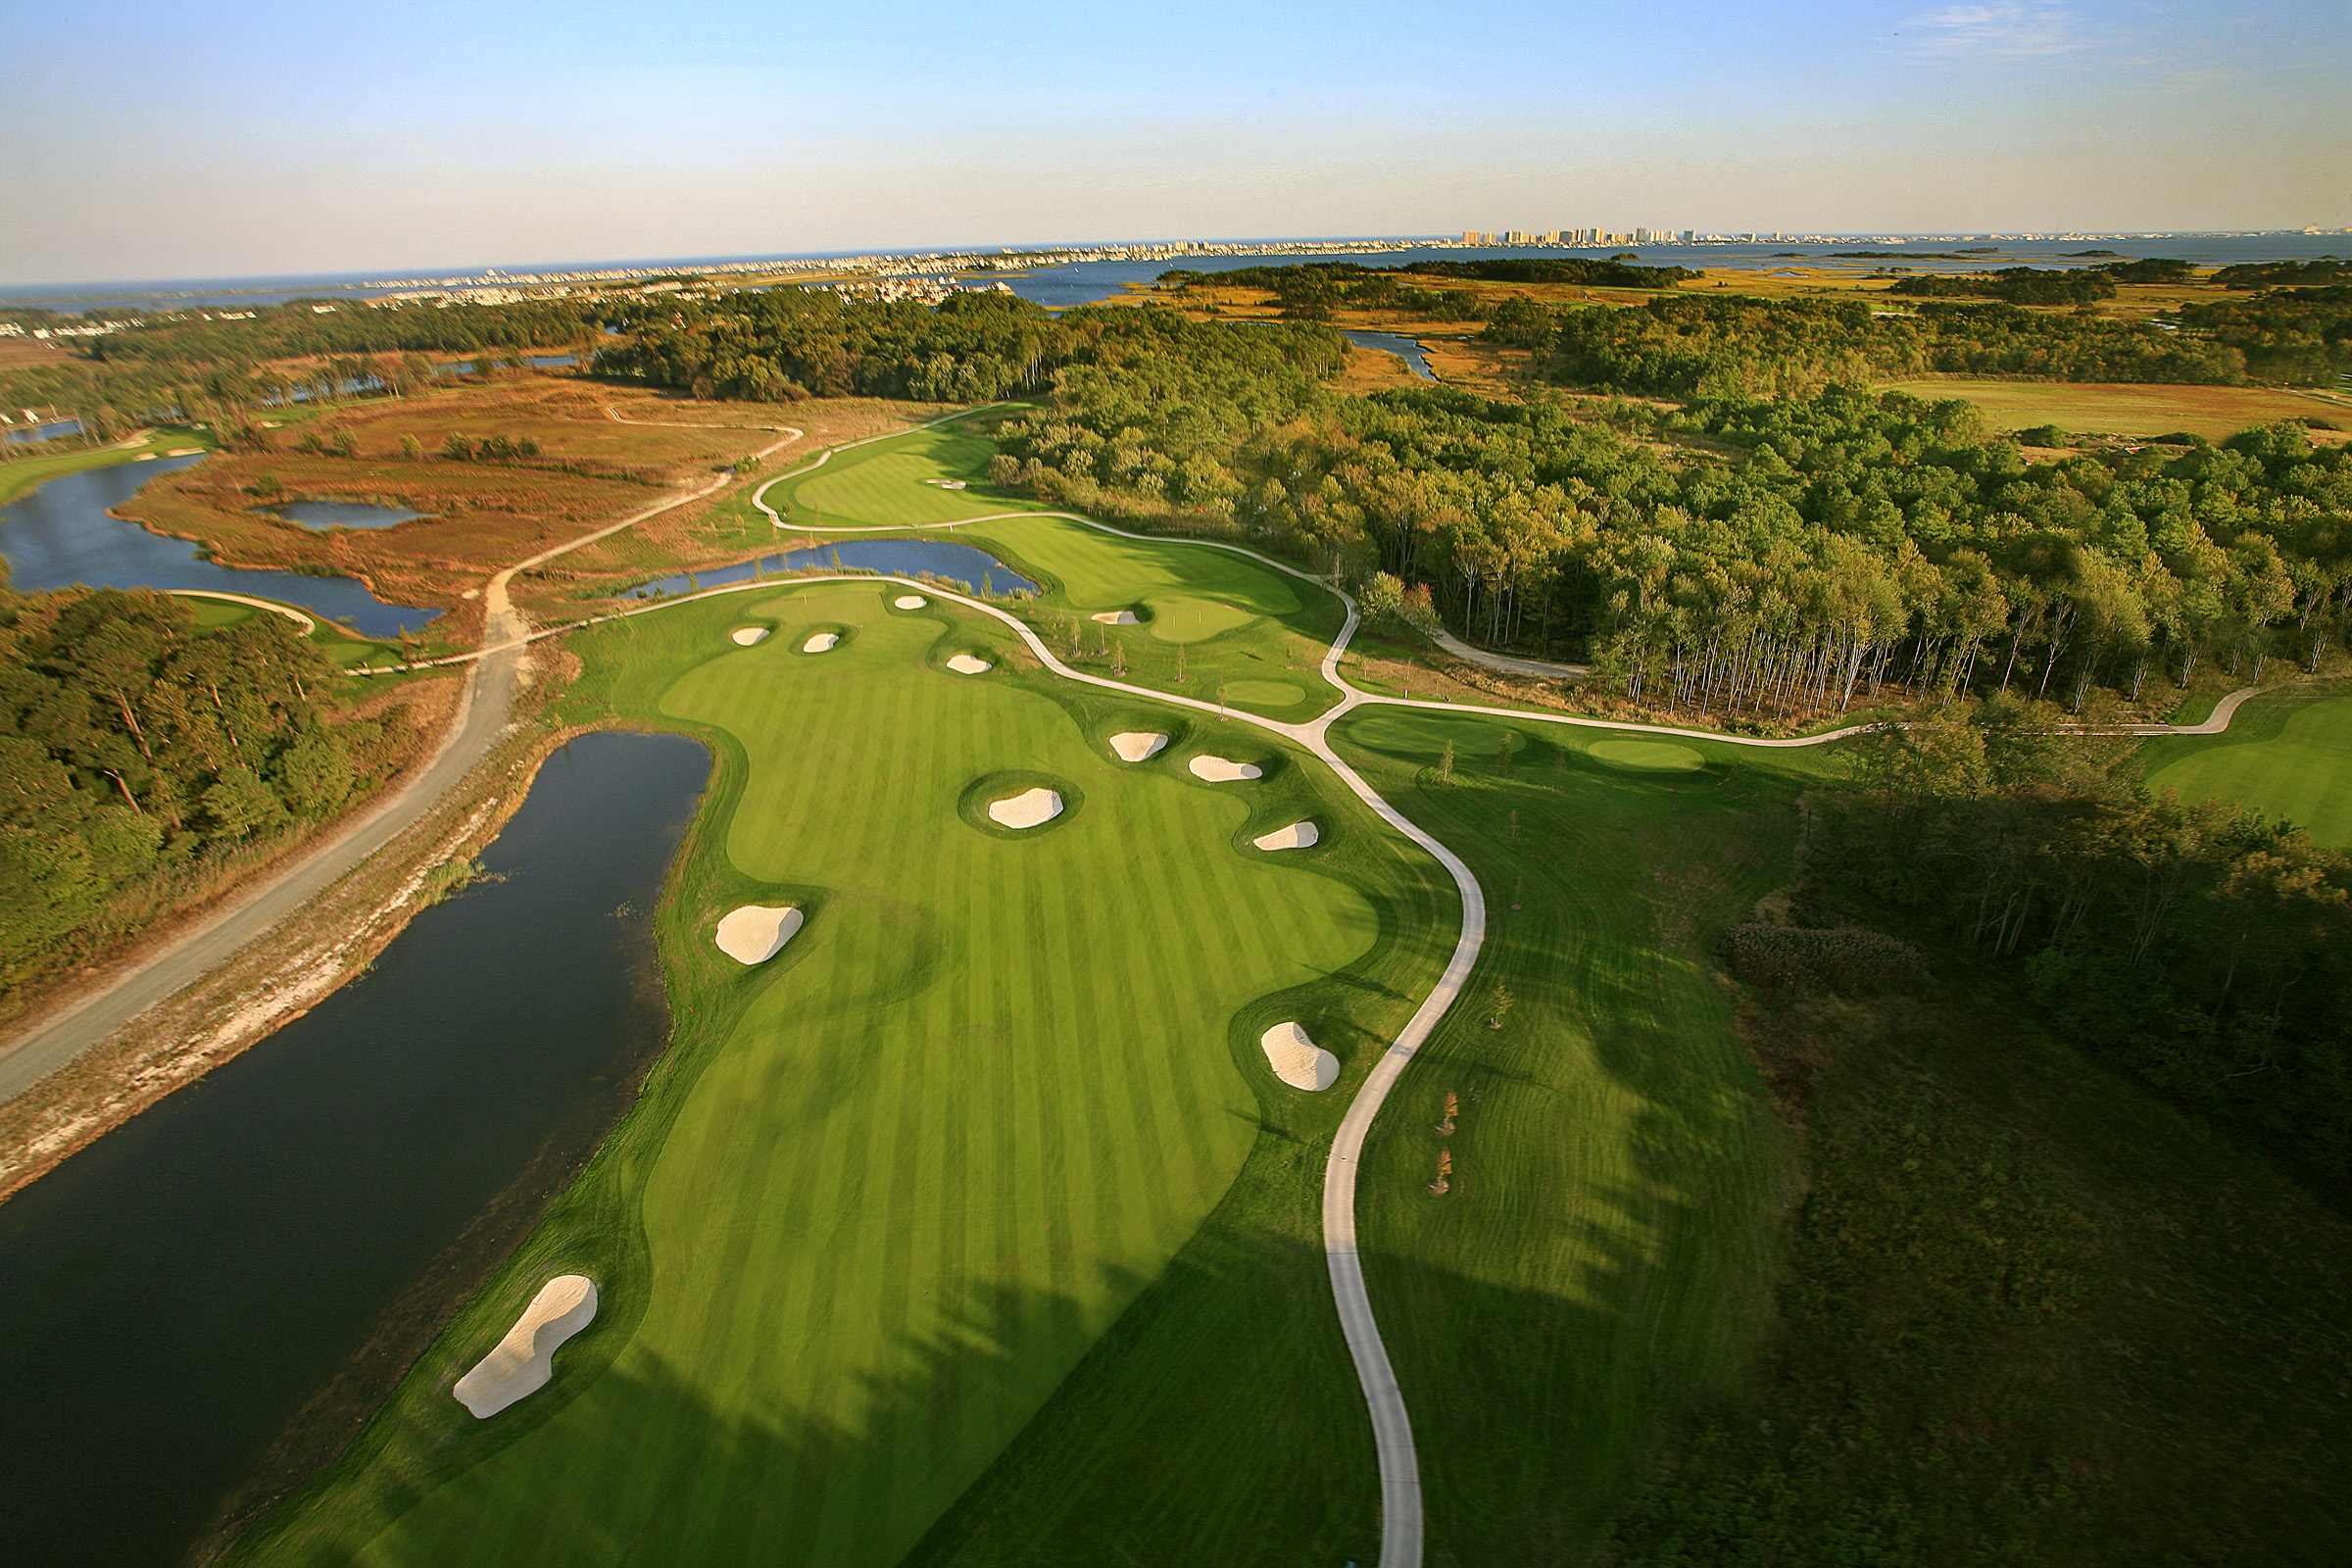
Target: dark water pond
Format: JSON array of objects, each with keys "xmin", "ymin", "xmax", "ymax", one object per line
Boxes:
[
  {"xmin": 0, "ymin": 731, "xmax": 709, "ymax": 1567},
  {"xmin": 5, "ymin": 417, "xmax": 86, "ymax": 445},
  {"xmin": 267, "ymin": 499, "xmax": 428, "ymax": 530},
  {"xmin": 1339, "ymin": 329, "xmax": 1435, "ymax": 378},
  {"xmin": 627, "ymin": 535, "xmax": 1039, "ymax": 599},
  {"xmin": 0, "ymin": 456, "xmax": 440, "ymax": 636}
]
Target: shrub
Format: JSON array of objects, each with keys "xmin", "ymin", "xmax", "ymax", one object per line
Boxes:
[{"xmin": 1721, "ymin": 923, "xmax": 1931, "ymax": 993}]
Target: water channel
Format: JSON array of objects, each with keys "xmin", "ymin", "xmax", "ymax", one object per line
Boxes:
[
  {"xmin": 267, "ymin": 499, "xmax": 429, "ymax": 530},
  {"xmin": 0, "ymin": 731, "xmax": 709, "ymax": 1566},
  {"xmin": 627, "ymin": 535, "xmax": 1039, "ymax": 599},
  {"xmin": 0, "ymin": 456, "xmax": 440, "ymax": 636}
]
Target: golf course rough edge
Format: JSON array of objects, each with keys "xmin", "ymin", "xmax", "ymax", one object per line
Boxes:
[
  {"xmin": 730, "ymin": 626, "xmax": 769, "ymax": 646},
  {"xmin": 1189, "ymin": 755, "xmax": 1263, "ymax": 782},
  {"xmin": 1259, "ymin": 1022, "xmax": 1340, "ymax": 1091},
  {"xmin": 1252, "ymin": 820, "xmax": 1320, "ymax": 852},
  {"xmin": 1110, "ymin": 730, "xmax": 1169, "ymax": 761},
  {"xmin": 712, "ymin": 905, "xmax": 804, "ymax": 965},
  {"xmin": 452, "ymin": 1276, "xmax": 599, "ymax": 1419}
]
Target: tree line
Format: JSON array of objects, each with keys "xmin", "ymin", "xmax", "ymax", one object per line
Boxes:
[
  {"xmin": 979, "ymin": 327, "xmax": 2349, "ymax": 728},
  {"xmin": 1482, "ymin": 291, "xmax": 2352, "ymax": 396},
  {"xmin": 0, "ymin": 584, "xmax": 383, "ymax": 1003}
]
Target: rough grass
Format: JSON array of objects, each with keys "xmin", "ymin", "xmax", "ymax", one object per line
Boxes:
[
  {"xmin": 2139, "ymin": 681, "xmax": 2352, "ymax": 848},
  {"xmin": 232, "ymin": 580, "xmax": 1455, "ymax": 1566},
  {"xmin": 1329, "ymin": 709, "xmax": 1811, "ymax": 1560},
  {"xmin": 1600, "ymin": 973, "xmax": 2352, "ymax": 1566},
  {"xmin": 1879, "ymin": 378, "xmax": 2352, "ymax": 441}
]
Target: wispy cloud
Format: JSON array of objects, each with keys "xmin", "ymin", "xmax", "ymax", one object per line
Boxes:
[{"xmin": 1905, "ymin": 3, "xmax": 2092, "ymax": 57}]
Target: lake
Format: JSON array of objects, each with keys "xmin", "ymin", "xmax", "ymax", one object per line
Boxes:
[
  {"xmin": 627, "ymin": 535, "xmax": 1040, "ymax": 599},
  {"xmin": 0, "ymin": 731, "xmax": 709, "ymax": 1567},
  {"xmin": 0, "ymin": 456, "xmax": 440, "ymax": 636}
]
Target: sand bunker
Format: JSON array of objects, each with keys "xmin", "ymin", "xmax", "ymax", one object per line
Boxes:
[
  {"xmin": 1091, "ymin": 611, "xmax": 1141, "ymax": 625},
  {"xmin": 802, "ymin": 632, "xmax": 840, "ymax": 653},
  {"xmin": 730, "ymin": 626, "xmax": 769, "ymax": 646},
  {"xmin": 1252, "ymin": 820, "xmax": 1320, "ymax": 851},
  {"xmin": 1109, "ymin": 731, "xmax": 1169, "ymax": 762},
  {"xmin": 714, "ymin": 905, "xmax": 805, "ymax": 964},
  {"xmin": 453, "ymin": 1275, "xmax": 599, "ymax": 1419},
  {"xmin": 1259, "ymin": 1023, "xmax": 1340, "ymax": 1092},
  {"xmin": 988, "ymin": 788, "xmax": 1063, "ymax": 829},
  {"xmin": 946, "ymin": 654, "xmax": 993, "ymax": 674},
  {"xmin": 893, "ymin": 594, "xmax": 927, "ymax": 609},
  {"xmin": 1189, "ymin": 755, "xmax": 1264, "ymax": 782}
]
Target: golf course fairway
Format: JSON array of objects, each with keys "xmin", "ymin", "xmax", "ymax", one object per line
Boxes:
[
  {"xmin": 2141, "ymin": 682, "xmax": 2352, "ymax": 848},
  {"xmin": 235, "ymin": 580, "xmax": 1457, "ymax": 1566}
]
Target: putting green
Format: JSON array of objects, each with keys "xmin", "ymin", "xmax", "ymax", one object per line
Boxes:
[
  {"xmin": 1587, "ymin": 739, "xmax": 1706, "ymax": 771},
  {"xmin": 242, "ymin": 583, "xmax": 1449, "ymax": 1567},
  {"xmin": 1148, "ymin": 595, "xmax": 1259, "ymax": 644},
  {"xmin": 2142, "ymin": 688, "xmax": 2352, "ymax": 848},
  {"xmin": 1222, "ymin": 679, "xmax": 1306, "ymax": 709}
]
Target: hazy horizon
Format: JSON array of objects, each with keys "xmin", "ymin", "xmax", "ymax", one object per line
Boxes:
[{"xmin": 6, "ymin": 0, "xmax": 2346, "ymax": 286}]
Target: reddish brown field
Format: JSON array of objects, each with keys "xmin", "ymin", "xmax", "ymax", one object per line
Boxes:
[{"xmin": 114, "ymin": 383, "xmax": 943, "ymax": 617}]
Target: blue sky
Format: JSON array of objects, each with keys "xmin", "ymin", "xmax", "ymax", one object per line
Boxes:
[{"xmin": 4, "ymin": 0, "xmax": 2343, "ymax": 283}]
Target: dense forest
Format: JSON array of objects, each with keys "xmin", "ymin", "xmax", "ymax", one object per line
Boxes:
[
  {"xmin": 1484, "ymin": 291, "xmax": 2352, "ymax": 394},
  {"xmin": 1154, "ymin": 257, "xmax": 1698, "ymax": 318},
  {"xmin": 1823, "ymin": 701, "xmax": 2352, "ymax": 1196},
  {"xmin": 589, "ymin": 288, "xmax": 1076, "ymax": 402},
  {"xmin": 0, "ymin": 584, "xmax": 380, "ymax": 1001},
  {"xmin": 969, "ymin": 316, "xmax": 2348, "ymax": 727}
]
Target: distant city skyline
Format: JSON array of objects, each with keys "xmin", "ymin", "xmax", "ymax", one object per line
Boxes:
[{"xmin": 4, "ymin": 0, "xmax": 2344, "ymax": 286}]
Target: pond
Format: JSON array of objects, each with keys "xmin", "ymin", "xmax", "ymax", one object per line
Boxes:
[
  {"xmin": 0, "ymin": 731, "xmax": 709, "ymax": 1567},
  {"xmin": 265, "ymin": 499, "xmax": 429, "ymax": 530},
  {"xmin": 0, "ymin": 455, "xmax": 441, "ymax": 636},
  {"xmin": 627, "ymin": 535, "xmax": 1040, "ymax": 599},
  {"xmin": 5, "ymin": 417, "xmax": 88, "ymax": 445}
]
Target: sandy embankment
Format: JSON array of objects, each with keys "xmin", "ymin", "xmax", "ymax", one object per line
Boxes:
[
  {"xmin": 1189, "ymin": 755, "xmax": 1263, "ymax": 782},
  {"xmin": 988, "ymin": 788, "xmax": 1062, "ymax": 828},
  {"xmin": 1091, "ymin": 611, "xmax": 1141, "ymax": 625},
  {"xmin": 946, "ymin": 654, "xmax": 993, "ymax": 674},
  {"xmin": 802, "ymin": 632, "xmax": 839, "ymax": 653},
  {"xmin": 893, "ymin": 594, "xmax": 927, "ymax": 610},
  {"xmin": 1109, "ymin": 731, "xmax": 1168, "ymax": 762},
  {"xmin": 1252, "ymin": 820, "xmax": 1320, "ymax": 851},
  {"xmin": 1258, "ymin": 1022, "xmax": 1340, "ymax": 1091},
  {"xmin": 714, "ymin": 905, "xmax": 805, "ymax": 964},
  {"xmin": 453, "ymin": 1275, "xmax": 599, "ymax": 1418},
  {"xmin": 730, "ymin": 626, "xmax": 769, "ymax": 646}
]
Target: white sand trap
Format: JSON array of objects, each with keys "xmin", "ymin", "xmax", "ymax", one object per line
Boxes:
[
  {"xmin": 893, "ymin": 594, "xmax": 927, "ymax": 609},
  {"xmin": 802, "ymin": 632, "xmax": 839, "ymax": 653},
  {"xmin": 1091, "ymin": 610, "xmax": 1142, "ymax": 625},
  {"xmin": 453, "ymin": 1275, "xmax": 599, "ymax": 1419},
  {"xmin": 946, "ymin": 653, "xmax": 993, "ymax": 674},
  {"xmin": 714, "ymin": 904, "xmax": 804, "ymax": 964},
  {"xmin": 1259, "ymin": 1023, "xmax": 1340, "ymax": 1092},
  {"xmin": 1109, "ymin": 731, "xmax": 1169, "ymax": 762},
  {"xmin": 1252, "ymin": 820, "xmax": 1320, "ymax": 851},
  {"xmin": 1189, "ymin": 755, "xmax": 1263, "ymax": 782},
  {"xmin": 988, "ymin": 787, "xmax": 1063, "ymax": 829},
  {"xmin": 730, "ymin": 626, "xmax": 769, "ymax": 646}
]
